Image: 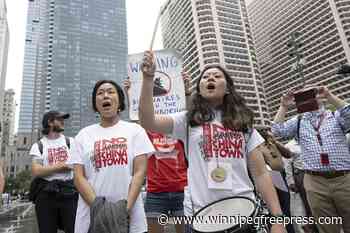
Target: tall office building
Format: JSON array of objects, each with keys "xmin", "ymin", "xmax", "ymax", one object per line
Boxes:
[
  {"xmin": 1, "ymin": 89, "xmax": 15, "ymax": 158},
  {"xmin": 248, "ymin": 0, "xmax": 350, "ymax": 118},
  {"xmin": 18, "ymin": 0, "xmax": 128, "ymax": 138},
  {"xmin": 160, "ymin": 0, "xmax": 270, "ymax": 127},
  {"xmin": 18, "ymin": 0, "xmax": 42, "ymax": 140},
  {"xmin": 0, "ymin": 0, "xmax": 9, "ymax": 160},
  {"xmin": 0, "ymin": 0, "xmax": 9, "ymax": 124}
]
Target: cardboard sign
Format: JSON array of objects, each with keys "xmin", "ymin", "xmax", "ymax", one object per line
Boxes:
[{"xmin": 127, "ymin": 49, "xmax": 186, "ymax": 120}]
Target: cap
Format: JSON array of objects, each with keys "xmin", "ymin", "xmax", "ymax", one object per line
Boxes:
[{"xmin": 42, "ymin": 111, "xmax": 70, "ymax": 128}]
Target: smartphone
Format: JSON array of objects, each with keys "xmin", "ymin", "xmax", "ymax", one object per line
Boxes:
[
  {"xmin": 294, "ymin": 89, "xmax": 317, "ymax": 102},
  {"xmin": 294, "ymin": 88, "xmax": 319, "ymax": 113}
]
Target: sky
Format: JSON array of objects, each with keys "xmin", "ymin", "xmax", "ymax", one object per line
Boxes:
[
  {"xmin": 4, "ymin": 0, "xmax": 253, "ymax": 130},
  {"xmin": 5, "ymin": 0, "xmax": 168, "ymax": 98},
  {"xmin": 4, "ymin": 0, "xmax": 168, "ymax": 130}
]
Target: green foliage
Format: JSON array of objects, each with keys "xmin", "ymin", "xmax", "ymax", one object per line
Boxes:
[
  {"xmin": 4, "ymin": 170, "xmax": 32, "ymax": 194},
  {"xmin": 16, "ymin": 170, "xmax": 32, "ymax": 191}
]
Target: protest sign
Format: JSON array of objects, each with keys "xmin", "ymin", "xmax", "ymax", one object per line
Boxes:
[{"xmin": 127, "ymin": 49, "xmax": 185, "ymax": 120}]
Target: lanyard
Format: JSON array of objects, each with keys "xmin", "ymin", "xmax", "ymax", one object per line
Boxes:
[{"xmin": 309, "ymin": 113, "xmax": 326, "ymax": 146}]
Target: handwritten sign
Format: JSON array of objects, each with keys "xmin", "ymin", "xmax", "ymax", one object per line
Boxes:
[{"xmin": 127, "ymin": 49, "xmax": 185, "ymax": 120}]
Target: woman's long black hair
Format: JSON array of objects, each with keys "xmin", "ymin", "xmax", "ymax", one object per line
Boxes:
[{"xmin": 187, "ymin": 65, "xmax": 254, "ymax": 132}]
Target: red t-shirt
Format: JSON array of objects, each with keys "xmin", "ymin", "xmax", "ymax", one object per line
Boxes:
[{"xmin": 146, "ymin": 132, "xmax": 188, "ymax": 193}]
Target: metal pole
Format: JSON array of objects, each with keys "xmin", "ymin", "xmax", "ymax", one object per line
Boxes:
[
  {"xmin": 288, "ymin": 32, "xmax": 306, "ymax": 87},
  {"xmin": 150, "ymin": 7, "xmax": 163, "ymax": 51}
]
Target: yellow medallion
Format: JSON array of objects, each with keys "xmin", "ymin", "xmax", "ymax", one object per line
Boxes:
[{"xmin": 211, "ymin": 167, "xmax": 227, "ymax": 183}]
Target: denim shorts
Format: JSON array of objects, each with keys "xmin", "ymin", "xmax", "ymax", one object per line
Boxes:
[{"xmin": 144, "ymin": 192, "xmax": 184, "ymax": 218}]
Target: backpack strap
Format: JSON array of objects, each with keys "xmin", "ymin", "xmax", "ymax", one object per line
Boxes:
[
  {"xmin": 297, "ymin": 115, "xmax": 302, "ymax": 140},
  {"xmin": 37, "ymin": 140, "xmax": 43, "ymax": 155},
  {"xmin": 65, "ymin": 136, "xmax": 71, "ymax": 149}
]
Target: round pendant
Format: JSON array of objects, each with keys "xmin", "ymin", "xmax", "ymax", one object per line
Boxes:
[{"xmin": 211, "ymin": 167, "xmax": 227, "ymax": 183}]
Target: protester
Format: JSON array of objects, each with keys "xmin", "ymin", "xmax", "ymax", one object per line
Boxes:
[
  {"xmin": 284, "ymin": 139, "xmax": 314, "ymax": 233},
  {"xmin": 139, "ymin": 50, "xmax": 286, "ymax": 233},
  {"xmin": 258, "ymin": 129, "xmax": 295, "ymax": 233},
  {"xmin": 30, "ymin": 111, "xmax": 78, "ymax": 233},
  {"xmin": 272, "ymin": 86, "xmax": 350, "ymax": 233},
  {"xmin": 71, "ymin": 80, "xmax": 154, "ymax": 233},
  {"xmin": 123, "ymin": 77, "xmax": 188, "ymax": 233}
]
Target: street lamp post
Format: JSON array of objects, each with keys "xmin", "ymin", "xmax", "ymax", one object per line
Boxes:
[
  {"xmin": 287, "ymin": 31, "xmax": 306, "ymax": 87},
  {"xmin": 287, "ymin": 32, "xmax": 320, "ymax": 113}
]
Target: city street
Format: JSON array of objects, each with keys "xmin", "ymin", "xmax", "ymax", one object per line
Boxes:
[
  {"xmin": 0, "ymin": 201, "xmax": 176, "ymax": 233},
  {"xmin": 0, "ymin": 202, "xmax": 38, "ymax": 233}
]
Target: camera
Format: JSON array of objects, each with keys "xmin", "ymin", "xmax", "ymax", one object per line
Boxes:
[{"xmin": 293, "ymin": 88, "xmax": 319, "ymax": 113}]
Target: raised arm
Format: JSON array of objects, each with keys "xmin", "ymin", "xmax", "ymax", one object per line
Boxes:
[
  {"xmin": 139, "ymin": 50, "xmax": 174, "ymax": 134},
  {"xmin": 182, "ymin": 71, "xmax": 192, "ymax": 110},
  {"xmin": 319, "ymin": 86, "xmax": 350, "ymax": 131},
  {"xmin": 272, "ymin": 89, "xmax": 298, "ymax": 139},
  {"xmin": 320, "ymin": 86, "xmax": 347, "ymax": 109},
  {"xmin": 274, "ymin": 88, "xmax": 295, "ymax": 123},
  {"xmin": 123, "ymin": 77, "xmax": 131, "ymax": 109}
]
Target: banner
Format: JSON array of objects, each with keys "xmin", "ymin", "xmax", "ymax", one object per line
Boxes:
[{"xmin": 127, "ymin": 49, "xmax": 186, "ymax": 120}]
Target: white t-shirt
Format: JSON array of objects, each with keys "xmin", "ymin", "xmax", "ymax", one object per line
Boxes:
[
  {"xmin": 68, "ymin": 120, "xmax": 155, "ymax": 233},
  {"xmin": 29, "ymin": 135, "xmax": 74, "ymax": 181},
  {"xmin": 170, "ymin": 111, "xmax": 264, "ymax": 215}
]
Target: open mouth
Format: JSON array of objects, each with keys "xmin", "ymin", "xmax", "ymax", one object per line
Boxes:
[
  {"xmin": 102, "ymin": 102, "xmax": 112, "ymax": 108},
  {"xmin": 207, "ymin": 83, "xmax": 216, "ymax": 90}
]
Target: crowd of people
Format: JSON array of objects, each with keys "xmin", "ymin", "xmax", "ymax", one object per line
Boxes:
[{"xmin": 23, "ymin": 50, "xmax": 349, "ymax": 233}]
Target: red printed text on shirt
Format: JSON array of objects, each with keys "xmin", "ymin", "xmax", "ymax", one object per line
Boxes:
[
  {"xmin": 93, "ymin": 137, "xmax": 128, "ymax": 168},
  {"xmin": 203, "ymin": 123, "xmax": 244, "ymax": 159},
  {"xmin": 48, "ymin": 147, "xmax": 69, "ymax": 165}
]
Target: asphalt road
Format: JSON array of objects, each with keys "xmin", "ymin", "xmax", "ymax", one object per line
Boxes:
[
  {"xmin": 0, "ymin": 202, "xmax": 38, "ymax": 233},
  {"xmin": 0, "ymin": 201, "xmax": 176, "ymax": 233}
]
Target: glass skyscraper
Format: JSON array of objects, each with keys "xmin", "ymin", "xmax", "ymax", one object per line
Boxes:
[
  {"xmin": 19, "ymin": 0, "xmax": 127, "ymax": 138},
  {"xmin": 160, "ymin": 0, "xmax": 270, "ymax": 127},
  {"xmin": 0, "ymin": 0, "xmax": 9, "ymax": 125},
  {"xmin": 248, "ymin": 0, "xmax": 350, "ymax": 120}
]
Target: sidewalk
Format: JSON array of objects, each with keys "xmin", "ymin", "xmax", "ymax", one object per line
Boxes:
[{"xmin": 0, "ymin": 200, "xmax": 30, "ymax": 216}]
